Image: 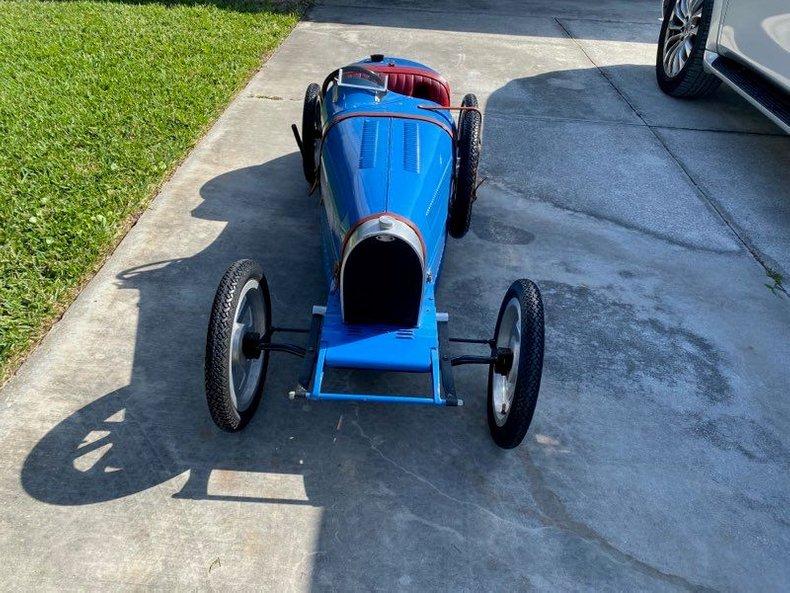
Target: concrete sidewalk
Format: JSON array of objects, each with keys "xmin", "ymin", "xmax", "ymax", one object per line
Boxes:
[{"xmin": 1, "ymin": 1, "xmax": 788, "ymax": 591}]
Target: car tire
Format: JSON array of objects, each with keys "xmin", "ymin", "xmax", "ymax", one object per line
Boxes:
[
  {"xmin": 301, "ymin": 83, "xmax": 321, "ymax": 184},
  {"xmin": 205, "ymin": 259, "xmax": 271, "ymax": 432},
  {"xmin": 448, "ymin": 93, "xmax": 481, "ymax": 239},
  {"xmin": 656, "ymin": 0, "xmax": 721, "ymax": 98},
  {"xmin": 487, "ymin": 279, "xmax": 544, "ymax": 449}
]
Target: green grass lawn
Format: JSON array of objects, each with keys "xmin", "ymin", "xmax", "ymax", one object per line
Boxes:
[{"xmin": 0, "ymin": 1, "xmax": 300, "ymax": 383}]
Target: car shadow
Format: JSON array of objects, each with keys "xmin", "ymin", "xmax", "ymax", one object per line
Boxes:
[
  {"xmin": 20, "ymin": 140, "xmax": 540, "ymax": 588},
  {"xmin": 21, "ymin": 152, "xmax": 334, "ymax": 506}
]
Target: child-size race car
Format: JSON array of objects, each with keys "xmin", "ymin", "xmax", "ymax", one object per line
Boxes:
[{"xmin": 204, "ymin": 56, "xmax": 545, "ymax": 448}]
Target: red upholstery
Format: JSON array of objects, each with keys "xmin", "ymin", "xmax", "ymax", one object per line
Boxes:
[{"xmin": 367, "ymin": 65, "xmax": 451, "ymax": 107}]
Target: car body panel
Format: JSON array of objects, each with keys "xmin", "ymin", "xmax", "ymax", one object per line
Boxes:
[
  {"xmin": 717, "ymin": 0, "xmax": 790, "ymax": 91},
  {"xmin": 319, "ymin": 291, "xmax": 438, "ymax": 373},
  {"xmin": 664, "ymin": 0, "xmax": 790, "ymax": 131},
  {"xmin": 319, "ymin": 90, "xmax": 454, "ymax": 284},
  {"xmin": 308, "ymin": 57, "xmax": 459, "ymax": 404}
]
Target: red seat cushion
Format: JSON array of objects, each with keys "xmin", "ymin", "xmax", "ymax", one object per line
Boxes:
[{"xmin": 366, "ymin": 65, "xmax": 451, "ymax": 107}]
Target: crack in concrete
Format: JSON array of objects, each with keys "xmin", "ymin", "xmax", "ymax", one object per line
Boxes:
[
  {"xmin": 484, "ymin": 110, "xmax": 786, "ymax": 137},
  {"xmin": 483, "ymin": 175, "xmax": 739, "ymax": 255},
  {"xmin": 351, "ymin": 408, "xmax": 717, "ymax": 591},
  {"xmin": 518, "ymin": 451, "xmax": 720, "ymax": 592},
  {"xmin": 349, "ymin": 411, "xmax": 551, "ymax": 536}
]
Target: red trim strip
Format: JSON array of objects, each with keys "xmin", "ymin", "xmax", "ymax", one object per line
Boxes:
[
  {"xmin": 340, "ymin": 212, "xmax": 427, "ymax": 263},
  {"xmin": 418, "ymin": 104, "xmax": 482, "ymax": 118}
]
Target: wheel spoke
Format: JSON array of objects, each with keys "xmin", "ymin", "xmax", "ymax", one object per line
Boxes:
[
  {"xmin": 673, "ymin": 2, "xmax": 684, "ymax": 22},
  {"xmin": 671, "ymin": 37, "xmax": 686, "ymax": 70},
  {"xmin": 669, "ymin": 44, "xmax": 680, "ymax": 76},
  {"xmin": 666, "ymin": 32, "xmax": 684, "ymax": 45},
  {"xmin": 673, "ymin": 44, "xmax": 684, "ymax": 74},
  {"xmin": 664, "ymin": 39, "xmax": 682, "ymax": 72},
  {"xmin": 663, "ymin": 41, "xmax": 675, "ymax": 68}
]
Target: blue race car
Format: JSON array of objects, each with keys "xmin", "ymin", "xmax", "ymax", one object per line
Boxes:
[{"xmin": 204, "ymin": 56, "xmax": 545, "ymax": 448}]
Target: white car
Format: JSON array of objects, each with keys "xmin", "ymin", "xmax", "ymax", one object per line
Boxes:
[{"xmin": 656, "ymin": 0, "xmax": 789, "ymax": 132}]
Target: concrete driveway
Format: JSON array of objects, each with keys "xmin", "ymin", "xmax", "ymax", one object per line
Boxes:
[{"xmin": 1, "ymin": 1, "xmax": 788, "ymax": 591}]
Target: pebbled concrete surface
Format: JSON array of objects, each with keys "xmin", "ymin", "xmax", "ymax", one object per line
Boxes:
[{"xmin": 1, "ymin": 1, "xmax": 788, "ymax": 591}]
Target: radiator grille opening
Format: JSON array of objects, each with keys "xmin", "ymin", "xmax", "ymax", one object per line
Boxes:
[{"xmin": 342, "ymin": 236, "xmax": 422, "ymax": 327}]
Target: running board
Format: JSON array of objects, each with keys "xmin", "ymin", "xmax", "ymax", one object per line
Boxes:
[{"xmin": 705, "ymin": 52, "xmax": 789, "ymax": 133}]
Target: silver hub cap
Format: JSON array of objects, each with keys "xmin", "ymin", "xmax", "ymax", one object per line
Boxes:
[
  {"xmin": 662, "ymin": 0, "xmax": 703, "ymax": 78},
  {"xmin": 492, "ymin": 297, "xmax": 521, "ymax": 427},
  {"xmin": 229, "ymin": 279, "xmax": 267, "ymax": 412}
]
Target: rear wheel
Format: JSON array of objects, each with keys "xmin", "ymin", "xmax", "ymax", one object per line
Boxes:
[
  {"xmin": 301, "ymin": 83, "xmax": 321, "ymax": 184},
  {"xmin": 487, "ymin": 279, "xmax": 544, "ymax": 449},
  {"xmin": 205, "ymin": 259, "xmax": 271, "ymax": 432},
  {"xmin": 448, "ymin": 93, "xmax": 481, "ymax": 239},
  {"xmin": 656, "ymin": 0, "xmax": 721, "ymax": 98}
]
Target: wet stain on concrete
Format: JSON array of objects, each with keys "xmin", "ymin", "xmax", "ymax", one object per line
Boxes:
[
  {"xmin": 471, "ymin": 214, "xmax": 535, "ymax": 245},
  {"xmin": 691, "ymin": 415, "xmax": 786, "ymax": 462},
  {"xmin": 540, "ymin": 281, "xmax": 731, "ymax": 404},
  {"xmin": 519, "ymin": 450, "xmax": 718, "ymax": 592},
  {"xmin": 441, "ymin": 276, "xmax": 496, "ymax": 335}
]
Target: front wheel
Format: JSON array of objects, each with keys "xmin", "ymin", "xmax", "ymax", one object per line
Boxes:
[
  {"xmin": 205, "ymin": 259, "xmax": 271, "ymax": 432},
  {"xmin": 656, "ymin": 0, "xmax": 721, "ymax": 98},
  {"xmin": 487, "ymin": 279, "xmax": 544, "ymax": 449},
  {"xmin": 448, "ymin": 93, "xmax": 481, "ymax": 239},
  {"xmin": 301, "ymin": 83, "xmax": 321, "ymax": 184}
]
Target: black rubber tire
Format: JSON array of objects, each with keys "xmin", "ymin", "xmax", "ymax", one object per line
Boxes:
[
  {"xmin": 448, "ymin": 93, "xmax": 481, "ymax": 239},
  {"xmin": 301, "ymin": 83, "xmax": 321, "ymax": 184},
  {"xmin": 487, "ymin": 279, "xmax": 544, "ymax": 449},
  {"xmin": 656, "ymin": 0, "xmax": 721, "ymax": 98},
  {"xmin": 205, "ymin": 259, "xmax": 271, "ymax": 432}
]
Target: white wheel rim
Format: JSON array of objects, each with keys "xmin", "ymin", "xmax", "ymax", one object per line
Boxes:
[
  {"xmin": 492, "ymin": 297, "xmax": 521, "ymax": 427},
  {"xmin": 662, "ymin": 0, "xmax": 704, "ymax": 78},
  {"xmin": 229, "ymin": 279, "xmax": 267, "ymax": 412}
]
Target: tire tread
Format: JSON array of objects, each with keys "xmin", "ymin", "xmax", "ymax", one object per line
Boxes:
[
  {"xmin": 301, "ymin": 83, "xmax": 321, "ymax": 184},
  {"xmin": 205, "ymin": 259, "xmax": 267, "ymax": 432},
  {"xmin": 487, "ymin": 279, "xmax": 544, "ymax": 449},
  {"xmin": 448, "ymin": 93, "xmax": 481, "ymax": 239}
]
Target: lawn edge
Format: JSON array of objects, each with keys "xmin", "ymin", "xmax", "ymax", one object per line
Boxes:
[{"xmin": 0, "ymin": 9, "xmax": 305, "ymax": 389}]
